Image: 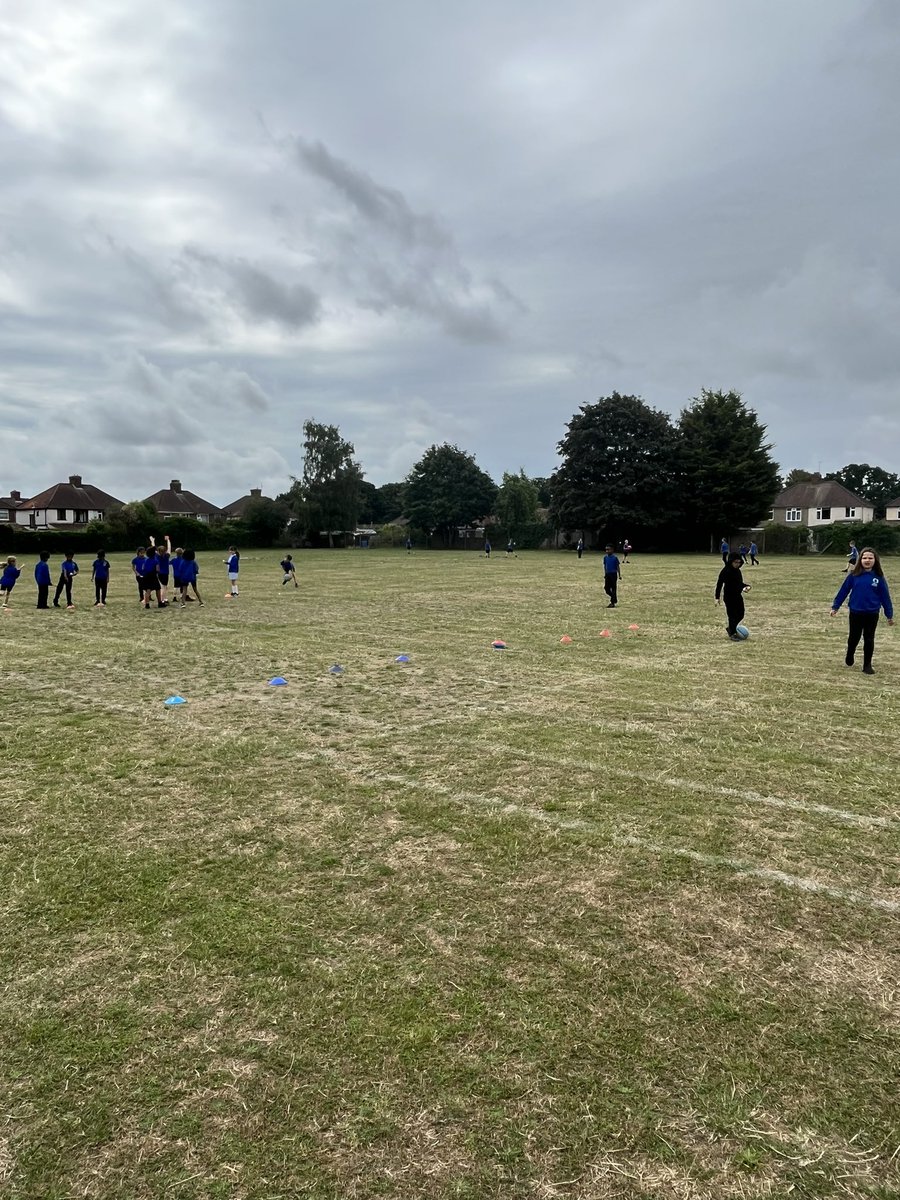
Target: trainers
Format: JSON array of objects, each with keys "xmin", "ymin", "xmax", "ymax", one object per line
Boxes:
[
  {"xmin": 845, "ymin": 656, "xmax": 854, "ymax": 667},
  {"xmin": 863, "ymin": 665, "xmax": 875, "ymax": 675}
]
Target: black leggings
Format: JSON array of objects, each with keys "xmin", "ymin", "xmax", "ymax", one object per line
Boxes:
[
  {"xmin": 54, "ymin": 575, "xmax": 73, "ymax": 606},
  {"xmin": 724, "ymin": 596, "xmax": 745, "ymax": 635},
  {"xmin": 847, "ymin": 611, "xmax": 879, "ymax": 667},
  {"xmin": 95, "ymin": 579, "xmax": 108, "ymax": 604}
]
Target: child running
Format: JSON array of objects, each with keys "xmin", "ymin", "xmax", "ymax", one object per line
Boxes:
[
  {"xmin": 831, "ymin": 547, "xmax": 894, "ymax": 675},
  {"xmin": 0, "ymin": 556, "xmax": 22, "ymax": 607},
  {"xmin": 280, "ymin": 554, "xmax": 298, "ymax": 587},
  {"xmin": 151, "ymin": 535, "xmax": 172, "ymax": 605},
  {"xmin": 91, "ymin": 550, "xmax": 110, "ymax": 606},
  {"xmin": 715, "ymin": 551, "xmax": 751, "ymax": 639},
  {"xmin": 225, "ymin": 547, "xmax": 240, "ymax": 597},
  {"xmin": 34, "ymin": 552, "xmax": 51, "ymax": 609}
]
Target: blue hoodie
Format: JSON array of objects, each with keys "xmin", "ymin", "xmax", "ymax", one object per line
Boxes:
[
  {"xmin": 832, "ymin": 570, "xmax": 893, "ymax": 618},
  {"xmin": 34, "ymin": 560, "xmax": 51, "ymax": 586}
]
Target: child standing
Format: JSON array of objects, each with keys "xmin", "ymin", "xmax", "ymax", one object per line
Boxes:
[
  {"xmin": 831, "ymin": 547, "xmax": 894, "ymax": 675},
  {"xmin": 140, "ymin": 546, "xmax": 163, "ymax": 609},
  {"xmin": 280, "ymin": 554, "xmax": 298, "ymax": 587},
  {"xmin": 506, "ymin": 539, "xmax": 517, "ymax": 557},
  {"xmin": 749, "ymin": 540, "xmax": 759, "ymax": 566},
  {"xmin": 34, "ymin": 552, "xmax": 51, "ymax": 609},
  {"xmin": 622, "ymin": 538, "xmax": 632, "ymax": 563},
  {"xmin": 151, "ymin": 535, "xmax": 172, "ymax": 605},
  {"xmin": 715, "ymin": 552, "xmax": 751, "ymax": 639},
  {"xmin": 91, "ymin": 550, "xmax": 110, "ymax": 606},
  {"xmin": 844, "ymin": 540, "xmax": 858, "ymax": 573},
  {"xmin": 131, "ymin": 547, "xmax": 147, "ymax": 605},
  {"xmin": 603, "ymin": 544, "xmax": 621, "ymax": 608},
  {"xmin": 182, "ymin": 549, "xmax": 204, "ymax": 605},
  {"xmin": 225, "ymin": 547, "xmax": 240, "ymax": 597},
  {"xmin": 0, "ymin": 556, "xmax": 22, "ymax": 607},
  {"xmin": 576, "ymin": 537, "xmax": 584, "ymax": 560},
  {"xmin": 720, "ymin": 537, "xmax": 730, "ymax": 564},
  {"xmin": 53, "ymin": 553, "xmax": 79, "ymax": 608}
]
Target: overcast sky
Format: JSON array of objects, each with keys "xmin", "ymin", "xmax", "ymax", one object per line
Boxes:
[{"xmin": 2, "ymin": 0, "xmax": 899, "ymax": 506}]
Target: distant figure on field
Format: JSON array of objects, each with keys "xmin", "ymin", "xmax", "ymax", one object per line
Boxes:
[
  {"xmin": 749, "ymin": 540, "xmax": 759, "ymax": 566},
  {"xmin": 281, "ymin": 554, "xmax": 299, "ymax": 587},
  {"xmin": 0, "ymin": 556, "xmax": 21, "ymax": 607},
  {"xmin": 715, "ymin": 552, "xmax": 751, "ymax": 640},
  {"xmin": 405, "ymin": 536, "xmax": 412, "ymax": 554},
  {"xmin": 34, "ymin": 552, "xmax": 51, "ymax": 609},
  {"xmin": 506, "ymin": 539, "xmax": 517, "ymax": 558},
  {"xmin": 844, "ymin": 540, "xmax": 858, "ymax": 573},
  {"xmin": 225, "ymin": 547, "xmax": 240, "ymax": 597},
  {"xmin": 484, "ymin": 538, "xmax": 491, "ymax": 558},
  {"xmin": 622, "ymin": 538, "xmax": 632, "ymax": 563},
  {"xmin": 54, "ymin": 552, "xmax": 79, "ymax": 609},
  {"xmin": 720, "ymin": 537, "xmax": 729, "ymax": 564},
  {"xmin": 91, "ymin": 550, "xmax": 110, "ymax": 607},
  {"xmin": 603, "ymin": 544, "xmax": 621, "ymax": 608},
  {"xmin": 738, "ymin": 543, "xmax": 748, "ymax": 565},
  {"xmin": 576, "ymin": 537, "xmax": 584, "ymax": 560}
]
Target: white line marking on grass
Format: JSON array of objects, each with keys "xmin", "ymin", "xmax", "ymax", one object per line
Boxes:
[{"xmin": 300, "ymin": 751, "xmax": 900, "ymax": 916}]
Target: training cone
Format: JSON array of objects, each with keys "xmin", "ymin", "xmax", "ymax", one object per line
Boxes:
[
  {"xmin": 559, "ymin": 635, "xmax": 573, "ymax": 644},
  {"xmin": 268, "ymin": 677, "xmax": 288, "ymax": 686},
  {"xmin": 164, "ymin": 695, "xmax": 186, "ymax": 706},
  {"xmin": 628, "ymin": 623, "xmax": 640, "ymax": 631},
  {"xmin": 224, "ymin": 592, "xmax": 232, "ymax": 599},
  {"xmin": 491, "ymin": 640, "xmax": 507, "ymax": 649},
  {"xmin": 329, "ymin": 664, "xmax": 345, "ymax": 675},
  {"xmin": 395, "ymin": 655, "xmax": 410, "ymax": 663},
  {"xmin": 599, "ymin": 630, "xmax": 611, "ymax": 638}
]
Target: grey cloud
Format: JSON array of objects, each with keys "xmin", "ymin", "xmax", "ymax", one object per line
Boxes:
[{"xmin": 183, "ymin": 247, "xmax": 321, "ymax": 330}]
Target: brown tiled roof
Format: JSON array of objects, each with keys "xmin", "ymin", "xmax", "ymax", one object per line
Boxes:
[
  {"xmin": 774, "ymin": 481, "xmax": 868, "ymax": 509},
  {"xmin": 886, "ymin": 496, "xmax": 900, "ymax": 507},
  {"xmin": 144, "ymin": 481, "xmax": 222, "ymax": 517},
  {"xmin": 20, "ymin": 480, "xmax": 123, "ymax": 511},
  {"xmin": 222, "ymin": 489, "xmax": 271, "ymax": 517}
]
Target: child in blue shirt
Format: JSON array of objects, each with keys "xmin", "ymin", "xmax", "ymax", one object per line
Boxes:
[
  {"xmin": 34, "ymin": 552, "xmax": 51, "ymax": 609},
  {"xmin": 603, "ymin": 544, "xmax": 621, "ymax": 607},
  {"xmin": 720, "ymin": 537, "xmax": 729, "ymax": 564},
  {"xmin": 280, "ymin": 554, "xmax": 298, "ymax": 587},
  {"xmin": 749, "ymin": 540, "xmax": 759, "ymax": 566},
  {"xmin": 91, "ymin": 550, "xmax": 110, "ymax": 606},
  {"xmin": 831, "ymin": 547, "xmax": 894, "ymax": 674},
  {"xmin": 181, "ymin": 549, "xmax": 204, "ymax": 606},
  {"xmin": 0, "ymin": 556, "xmax": 22, "ymax": 607},
  {"xmin": 53, "ymin": 553, "xmax": 79, "ymax": 608},
  {"xmin": 225, "ymin": 547, "xmax": 240, "ymax": 597},
  {"xmin": 131, "ymin": 548, "xmax": 147, "ymax": 604}
]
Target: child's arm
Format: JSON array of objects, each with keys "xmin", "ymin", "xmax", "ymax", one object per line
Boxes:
[{"xmin": 831, "ymin": 575, "xmax": 853, "ymax": 614}]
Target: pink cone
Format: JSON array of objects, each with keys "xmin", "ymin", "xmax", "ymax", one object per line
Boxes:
[
  {"xmin": 559, "ymin": 635, "xmax": 572, "ymax": 644},
  {"xmin": 599, "ymin": 629, "xmax": 611, "ymax": 638},
  {"xmin": 628, "ymin": 623, "xmax": 640, "ymax": 630}
]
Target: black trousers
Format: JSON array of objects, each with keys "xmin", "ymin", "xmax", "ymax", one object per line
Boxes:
[
  {"xmin": 847, "ymin": 611, "xmax": 879, "ymax": 667},
  {"xmin": 36, "ymin": 584, "xmax": 49, "ymax": 608},
  {"xmin": 54, "ymin": 575, "xmax": 73, "ymax": 605},
  {"xmin": 724, "ymin": 596, "xmax": 745, "ymax": 635},
  {"xmin": 604, "ymin": 573, "xmax": 618, "ymax": 605},
  {"xmin": 95, "ymin": 579, "xmax": 108, "ymax": 603}
]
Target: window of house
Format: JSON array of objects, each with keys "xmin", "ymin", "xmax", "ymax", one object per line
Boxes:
[
  {"xmin": 767, "ymin": 510, "xmax": 774, "ymax": 522},
  {"xmin": 74, "ymin": 510, "xmax": 88, "ymax": 523},
  {"xmin": 0, "ymin": 511, "xmax": 8, "ymax": 522},
  {"xmin": 845, "ymin": 507, "xmax": 856, "ymax": 518},
  {"xmin": 786, "ymin": 508, "xmax": 802, "ymax": 522},
  {"xmin": 816, "ymin": 507, "xmax": 831, "ymax": 520},
  {"xmin": 56, "ymin": 508, "xmax": 67, "ymax": 521}
]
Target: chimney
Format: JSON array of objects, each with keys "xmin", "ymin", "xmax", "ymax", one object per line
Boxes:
[
  {"xmin": 69, "ymin": 474, "xmax": 83, "ymax": 487},
  {"xmin": 250, "ymin": 488, "xmax": 262, "ymax": 497},
  {"xmin": 10, "ymin": 490, "xmax": 20, "ymax": 501},
  {"xmin": 170, "ymin": 480, "xmax": 182, "ymax": 492}
]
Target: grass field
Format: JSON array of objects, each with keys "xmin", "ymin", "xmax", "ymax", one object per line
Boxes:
[{"xmin": 1, "ymin": 548, "xmax": 898, "ymax": 1199}]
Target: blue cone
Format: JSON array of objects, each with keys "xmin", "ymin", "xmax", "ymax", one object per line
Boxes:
[
  {"xmin": 395, "ymin": 654, "xmax": 410, "ymax": 663},
  {"xmin": 269, "ymin": 677, "xmax": 288, "ymax": 686},
  {"xmin": 164, "ymin": 695, "xmax": 186, "ymax": 706}
]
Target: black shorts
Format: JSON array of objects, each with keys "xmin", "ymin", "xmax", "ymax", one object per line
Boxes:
[
  {"xmin": 158, "ymin": 573, "xmax": 169, "ymax": 585},
  {"xmin": 142, "ymin": 572, "xmax": 159, "ymax": 590}
]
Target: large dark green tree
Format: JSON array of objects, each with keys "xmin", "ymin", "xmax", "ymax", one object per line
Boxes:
[
  {"xmin": 285, "ymin": 421, "xmax": 364, "ymax": 547},
  {"xmin": 495, "ymin": 470, "xmax": 539, "ymax": 539},
  {"xmin": 242, "ymin": 496, "xmax": 289, "ymax": 546},
  {"xmin": 550, "ymin": 393, "xmax": 679, "ymax": 537},
  {"xmin": 404, "ymin": 444, "xmax": 497, "ymax": 546},
  {"xmin": 677, "ymin": 389, "xmax": 780, "ymax": 536},
  {"xmin": 826, "ymin": 464, "xmax": 900, "ymax": 519}
]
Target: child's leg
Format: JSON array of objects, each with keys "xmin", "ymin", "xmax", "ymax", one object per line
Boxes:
[
  {"xmin": 861, "ymin": 612, "xmax": 879, "ymax": 669},
  {"xmin": 846, "ymin": 612, "xmax": 864, "ymax": 664}
]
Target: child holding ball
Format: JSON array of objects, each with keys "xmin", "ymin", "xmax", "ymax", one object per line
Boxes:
[{"xmin": 716, "ymin": 552, "xmax": 751, "ymax": 639}]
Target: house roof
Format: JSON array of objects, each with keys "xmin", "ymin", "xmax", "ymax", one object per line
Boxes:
[
  {"xmin": 0, "ymin": 493, "xmax": 25, "ymax": 510},
  {"xmin": 20, "ymin": 477, "xmax": 123, "ymax": 511},
  {"xmin": 221, "ymin": 488, "xmax": 272, "ymax": 517},
  {"xmin": 144, "ymin": 479, "xmax": 222, "ymax": 517},
  {"xmin": 885, "ymin": 496, "xmax": 900, "ymax": 508},
  {"xmin": 774, "ymin": 481, "xmax": 869, "ymax": 509}
]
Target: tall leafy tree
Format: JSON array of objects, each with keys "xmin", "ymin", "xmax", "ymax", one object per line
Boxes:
[
  {"xmin": 289, "ymin": 421, "xmax": 364, "ymax": 547},
  {"xmin": 782, "ymin": 468, "xmax": 823, "ymax": 488},
  {"xmin": 404, "ymin": 444, "xmax": 497, "ymax": 546},
  {"xmin": 551, "ymin": 393, "xmax": 679, "ymax": 537},
  {"xmin": 496, "ymin": 470, "xmax": 539, "ymax": 541},
  {"xmin": 242, "ymin": 496, "xmax": 289, "ymax": 546},
  {"xmin": 826, "ymin": 463, "xmax": 900, "ymax": 519},
  {"xmin": 677, "ymin": 389, "xmax": 779, "ymax": 538}
]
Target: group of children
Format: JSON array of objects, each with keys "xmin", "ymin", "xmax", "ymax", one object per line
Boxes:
[
  {"xmin": 714, "ymin": 544, "xmax": 894, "ymax": 673},
  {"xmin": 720, "ymin": 538, "xmax": 759, "ymax": 566}
]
